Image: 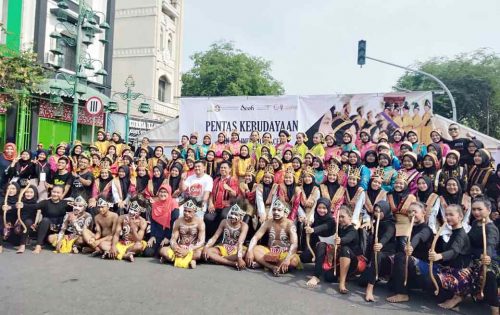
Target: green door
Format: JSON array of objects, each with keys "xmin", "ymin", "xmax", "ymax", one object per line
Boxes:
[
  {"xmin": 38, "ymin": 118, "xmax": 71, "ymax": 148},
  {"xmin": 0, "ymin": 114, "xmax": 6, "ymax": 151}
]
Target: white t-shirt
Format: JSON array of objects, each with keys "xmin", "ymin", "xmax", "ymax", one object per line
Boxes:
[{"xmin": 184, "ymin": 173, "xmax": 213, "ymax": 203}]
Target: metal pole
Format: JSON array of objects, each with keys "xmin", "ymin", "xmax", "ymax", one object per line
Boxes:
[
  {"xmin": 125, "ymin": 86, "xmax": 131, "ymax": 144},
  {"xmin": 71, "ymin": 0, "xmax": 83, "ymax": 143},
  {"xmin": 366, "ymin": 56, "xmax": 457, "ymax": 122},
  {"xmin": 91, "ymin": 116, "xmax": 95, "ymax": 144}
]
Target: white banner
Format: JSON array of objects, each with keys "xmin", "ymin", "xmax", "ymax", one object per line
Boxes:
[{"xmin": 180, "ymin": 92, "xmax": 433, "ymax": 145}]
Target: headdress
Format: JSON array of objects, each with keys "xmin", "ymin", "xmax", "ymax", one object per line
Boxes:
[
  {"xmin": 412, "ymin": 102, "xmax": 420, "ymax": 110},
  {"xmin": 285, "ymin": 166, "xmax": 295, "ymax": 177},
  {"xmin": 279, "ymin": 129, "xmax": 291, "ymax": 141},
  {"xmin": 291, "ymin": 155, "xmax": 303, "ymax": 163},
  {"xmin": 184, "ymin": 199, "xmax": 201, "ymax": 212},
  {"xmin": 190, "ymin": 132, "xmax": 198, "ymax": 139},
  {"xmin": 73, "ymin": 140, "xmax": 82, "ymax": 147},
  {"xmin": 403, "ymin": 151, "xmax": 418, "ymax": 163},
  {"xmin": 327, "ymin": 163, "xmax": 340, "ymax": 176},
  {"xmin": 73, "ymin": 196, "xmax": 88, "ymax": 208},
  {"xmin": 296, "ymin": 132, "xmax": 308, "ymax": 142},
  {"xmin": 56, "ymin": 142, "xmax": 67, "ymax": 150},
  {"xmin": 264, "ymin": 165, "xmax": 275, "ymax": 177},
  {"xmin": 97, "ymin": 197, "xmax": 113, "ymax": 208},
  {"xmin": 245, "ymin": 165, "xmax": 255, "ymax": 177},
  {"xmin": 97, "ymin": 128, "xmax": 106, "ymax": 135},
  {"xmin": 396, "ymin": 170, "xmax": 409, "ymax": 184},
  {"xmin": 128, "ymin": 200, "xmax": 147, "ymax": 215},
  {"xmin": 347, "ymin": 167, "xmax": 361, "ymax": 180},
  {"xmin": 203, "ymin": 133, "xmax": 212, "ymax": 140},
  {"xmin": 272, "ymin": 199, "xmax": 290, "ymax": 215},
  {"xmin": 303, "ymin": 165, "xmax": 315, "ymax": 177},
  {"xmin": 377, "ymin": 142, "xmax": 391, "ymax": 151},
  {"xmin": 446, "ymin": 150, "xmax": 461, "ymax": 160},
  {"xmin": 371, "ymin": 167, "xmax": 385, "ymax": 180},
  {"xmin": 227, "ymin": 203, "xmax": 246, "ymax": 220},
  {"xmin": 400, "ymin": 141, "xmax": 413, "ymax": 150},
  {"xmin": 231, "ymin": 129, "xmax": 239, "ymax": 136}
]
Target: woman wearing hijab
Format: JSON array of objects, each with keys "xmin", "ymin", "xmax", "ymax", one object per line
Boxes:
[
  {"xmin": 387, "ymin": 171, "xmax": 416, "ymax": 252},
  {"xmin": 14, "ymin": 185, "xmax": 39, "ymax": 253},
  {"xmin": 462, "ymin": 139, "xmax": 484, "ymax": 169},
  {"xmin": 111, "ymin": 165, "xmax": 136, "ymax": 214},
  {"xmin": 406, "ymin": 130, "xmax": 427, "ymax": 160},
  {"xmin": 416, "ymin": 176, "xmax": 440, "ymax": 222},
  {"xmin": 271, "ymin": 156, "xmax": 285, "ymax": 185},
  {"xmin": 304, "ymin": 198, "xmax": 336, "ymax": 288},
  {"xmin": 344, "ymin": 166, "xmax": 366, "ymax": 228},
  {"xmin": 276, "ymin": 167, "xmax": 301, "ymax": 221},
  {"xmin": 429, "ymin": 177, "xmax": 471, "ymax": 235},
  {"xmin": 435, "ymin": 150, "xmax": 467, "ymax": 195},
  {"xmin": 400, "ymin": 152, "xmax": 421, "ymax": 194},
  {"xmin": 135, "ymin": 162, "xmax": 150, "ymax": 193},
  {"xmin": 7, "ymin": 150, "xmax": 35, "ymax": 188},
  {"xmin": 312, "ymin": 157, "xmax": 325, "ymax": 185},
  {"xmin": 211, "ymin": 132, "xmax": 228, "ymax": 163},
  {"xmin": 346, "ymin": 150, "xmax": 371, "ymax": 190},
  {"xmin": 235, "ymin": 145, "xmax": 254, "ymax": 183},
  {"xmin": 69, "ymin": 141, "xmax": 83, "ymax": 171},
  {"xmin": 34, "ymin": 149, "xmax": 50, "ymax": 200},
  {"xmin": 378, "ymin": 152, "xmax": 397, "ymax": 193},
  {"xmin": 420, "ymin": 152, "xmax": 439, "ymax": 182},
  {"xmin": 0, "ymin": 182, "xmax": 20, "ymax": 252},
  {"xmin": 363, "ymin": 150, "xmax": 378, "ymax": 175},
  {"xmin": 0, "ymin": 143, "xmax": 17, "ymax": 190},
  {"xmin": 429, "ymin": 129, "xmax": 450, "ymax": 158},
  {"xmin": 324, "ymin": 134, "xmax": 342, "ymax": 166},
  {"xmin": 148, "ymin": 146, "xmax": 167, "ymax": 175},
  {"xmin": 426, "ymin": 142, "xmax": 443, "ymax": 162},
  {"xmin": 298, "ymin": 167, "xmax": 320, "ymax": 225},
  {"xmin": 90, "ymin": 168, "xmax": 113, "ymax": 211},
  {"xmin": 111, "ymin": 132, "xmax": 125, "ymax": 156},
  {"xmin": 484, "ymin": 163, "xmax": 500, "ymax": 200},
  {"xmin": 363, "ymin": 200, "xmax": 396, "ymax": 302},
  {"xmin": 363, "ymin": 169, "xmax": 387, "ymax": 223},
  {"xmin": 145, "ymin": 165, "xmax": 168, "ymax": 200},
  {"xmin": 167, "ymin": 162, "xmax": 183, "ymax": 198},
  {"xmin": 48, "ymin": 142, "xmax": 68, "ymax": 173},
  {"xmin": 204, "ymin": 150, "xmax": 217, "ymax": 179},
  {"xmin": 390, "ymin": 129, "xmax": 405, "ymax": 158},
  {"xmin": 145, "ymin": 184, "xmax": 179, "ymax": 257},
  {"xmin": 468, "ymin": 148, "xmax": 495, "ymax": 192},
  {"xmin": 320, "ymin": 163, "xmax": 345, "ymax": 219}
]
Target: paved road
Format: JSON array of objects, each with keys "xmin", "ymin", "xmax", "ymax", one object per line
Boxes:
[{"xmin": 0, "ymin": 247, "xmax": 488, "ymax": 315}]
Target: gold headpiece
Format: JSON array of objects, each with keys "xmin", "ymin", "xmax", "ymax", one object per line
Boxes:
[
  {"xmin": 396, "ymin": 170, "xmax": 409, "ymax": 184},
  {"xmin": 184, "ymin": 199, "xmax": 201, "ymax": 212},
  {"xmin": 371, "ymin": 167, "xmax": 385, "ymax": 179},
  {"xmin": 285, "ymin": 166, "xmax": 295, "ymax": 176},
  {"xmin": 227, "ymin": 203, "xmax": 246, "ymax": 219},
  {"xmin": 264, "ymin": 165, "xmax": 275, "ymax": 177},
  {"xmin": 327, "ymin": 163, "xmax": 340, "ymax": 176},
  {"xmin": 347, "ymin": 167, "xmax": 361, "ymax": 180},
  {"xmin": 97, "ymin": 198, "xmax": 113, "ymax": 208},
  {"xmin": 303, "ymin": 165, "xmax": 315, "ymax": 177},
  {"xmin": 245, "ymin": 165, "xmax": 255, "ymax": 176},
  {"xmin": 137, "ymin": 159, "xmax": 148, "ymax": 168},
  {"xmin": 73, "ymin": 196, "xmax": 88, "ymax": 207}
]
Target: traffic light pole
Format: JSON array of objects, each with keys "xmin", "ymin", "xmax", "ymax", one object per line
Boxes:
[{"xmin": 365, "ymin": 56, "xmax": 457, "ymax": 122}]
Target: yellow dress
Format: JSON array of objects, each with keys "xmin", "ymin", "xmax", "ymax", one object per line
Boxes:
[
  {"xmin": 95, "ymin": 140, "xmax": 109, "ymax": 156},
  {"xmin": 292, "ymin": 144, "xmax": 309, "ymax": 159},
  {"xmin": 420, "ymin": 112, "xmax": 433, "ymax": 145},
  {"xmin": 402, "ymin": 113, "xmax": 413, "ymax": 133},
  {"xmin": 51, "ymin": 236, "xmax": 77, "ymax": 254},
  {"xmin": 116, "ymin": 241, "xmax": 147, "ymax": 260},
  {"xmin": 165, "ymin": 247, "xmax": 194, "ymax": 268},
  {"xmin": 257, "ymin": 144, "xmax": 276, "ymax": 160},
  {"xmin": 412, "ymin": 113, "xmax": 422, "ymax": 140},
  {"xmin": 310, "ymin": 144, "xmax": 325, "ymax": 159},
  {"xmin": 393, "ymin": 116, "xmax": 403, "ymax": 129}
]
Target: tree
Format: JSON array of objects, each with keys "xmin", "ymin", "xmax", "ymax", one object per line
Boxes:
[
  {"xmin": 182, "ymin": 41, "xmax": 284, "ymax": 97},
  {"xmin": 395, "ymin": 50, "xmax": 500, "ymax": 138}
]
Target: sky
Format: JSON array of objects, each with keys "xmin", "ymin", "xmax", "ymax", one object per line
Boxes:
[{"xmin": 181, "ymin": 0, "xmax": 500, "ymax": 95}]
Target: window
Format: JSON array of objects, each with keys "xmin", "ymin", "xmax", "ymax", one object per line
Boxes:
[
  {"xmin": 61, "ymin": 35, "xmax": 76, "ymax": 71},
  {"xmin": 158, "ymin": 75, "xmax": 172, "ymax": 103},
  {"xmin": 160, "ymin": 28, "xmax": 165, "ymax": 52},
  {"xmin": 0, "ymin": 0, "xmax": 8, "ymax": 44},
  {"xmin": 167, "ymin": 34, "xmax": 173, "ymax": 59}
]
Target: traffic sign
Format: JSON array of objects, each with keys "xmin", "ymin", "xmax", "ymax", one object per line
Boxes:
[{"xmin": 85, "ymin": 96, "xmax": 103, "ymax": 116}]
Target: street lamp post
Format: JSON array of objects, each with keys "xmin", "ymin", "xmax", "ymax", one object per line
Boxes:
[
  {"xmin": 49, "ymin": 0, "xmax": 110, "ymax": 144},
  {"xmin": 111, "ymin": 75, "xmax": 151, "ymax": 144}
]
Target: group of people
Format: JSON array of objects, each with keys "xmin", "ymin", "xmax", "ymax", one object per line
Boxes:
[{"xmin": 0, "ymin": 123, "xmax": 499, "ymax": 314}]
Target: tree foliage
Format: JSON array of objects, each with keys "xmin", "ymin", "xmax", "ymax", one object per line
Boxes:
[
  {"xmin": 181, "ymin": 41, "xmax": 284, "ymax": 97},
  {"xmin": 396, "ymin": 50, "xmax": 500, "ymax": 138},
  {"xmin": 0, "ymin": 25, "xmax": 46, "ymax": 106}
]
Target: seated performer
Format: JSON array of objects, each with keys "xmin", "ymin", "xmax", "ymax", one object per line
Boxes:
[
  {"xmin": 159, "ymin": 198, "xmax": 206, "ymax": 269},
  {"xmin": 48, "ymin": 196, "xmax": 93, "ymax": 254},
  {"xmin": 386, "ymin": 201, "xmax": 433, "ymax": 303},
  {"xmin": 107, "ymin": 196, "xmax": 148, "ymax": 262},
  {"xmin": 203, "ymin": 199, "xmax": 249, "ymax": 270},
  {"xmin": 246, "ymin": 199, "xmax": 301, "ymax": 276},
  {"xmin": 82, "ymin": 197, "xmax": 118, "ymax": 256}
]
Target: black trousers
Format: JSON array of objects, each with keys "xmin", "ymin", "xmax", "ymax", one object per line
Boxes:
[
  {"xmin": 36, "ymin": 218, "xmax": 53, "ymax": 246},
  {"xmin": 204, "ymin": 207, "xmax": 230, "ymax": 241},
  {"xmin": 359, "ymin": 251, "xmax": 393, "ymax": 286},
  {"xmin": 390, "ymin": 253, "xmax": 427, "ymax": 294}
]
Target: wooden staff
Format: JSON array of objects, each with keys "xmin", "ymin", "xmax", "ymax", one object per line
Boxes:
[
  {"xmin": 429, "ymin": 224, "xmax": 446, "ymax": 296},
  {"xmin": 374, "ymin": 211, "xmax": 381, "ymax": 281},
  {"xmin": 2, "ymin": 185, "xmax": 9, "ymax": 239},
  {"xmin": 306, "ymin": 223, "xmax": 315, "ymax": 262},
  {"xmin": 16, "ymin": 183, "xmax": 31, "ymax": 234},
  {"xmin": 404, "ymin": 215, "xmax": 415, "ymax": 287},
  {"xmin": 480, "ymin": 217, "xmax": 487, "ymax": 299},
  {"xmin": 333, "ymin": 208, "xmax": 340, "ymax": 276}
]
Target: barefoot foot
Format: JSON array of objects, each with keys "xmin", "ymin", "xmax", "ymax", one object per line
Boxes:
[
  {"xmin": 16, "ymin": 245, "xmax": 26, "ymax": 254},
  {"xmin": 190, "ymin": 260, "xmax": 197, "ymax": 269},
  {"xmin": 386, "ymin": 294, "xmax": 409, "ymax": 303},
  {"xmin": 306, "ymin": 276, "xmax": 320, "ymax": 288},
  {"xmin": 438, "ymin": 295, "xmax": 463, "ymax": 310},
  {"xmin": 32, "ymin": 245, "xmax": 41, "ymax": 254}
]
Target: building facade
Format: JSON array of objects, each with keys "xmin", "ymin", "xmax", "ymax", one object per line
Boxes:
[{"xmin": 110, "ymin": 0, "xmax": 183, "ymax": 142}]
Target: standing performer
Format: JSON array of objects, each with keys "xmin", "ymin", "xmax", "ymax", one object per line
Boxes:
[
  {"xmin": 159, "ymin": 199, "xmax": 206, "ymax": 269},
  {"xmin": 363, "ymin": 200, "xmax": 396, "ymax": 302},
  {"xmin": 203, "ymin": 200, "xmax": 249, "ymax": 270},
  {"xmin": 386, "ymin": 202, "xmax": 433, "ymax": 303},
  {"xmin": 246, "ymin": 199, "xmax": 301, "ymax": 276}
]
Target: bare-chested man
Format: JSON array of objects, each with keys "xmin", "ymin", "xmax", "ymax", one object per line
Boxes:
[
  {"xmin": 106, "ymin": 196, "xmax": 148, "ymax": 262},
  {"xmin": 203, "ymin": 200, "xmax": 248, "ymax": 270},
  {"xmin": 159, "ymin": 198, "xmax": 205, "ymax": 269},
  {"xmin": 82, "ymin": 197, "xmax": 118, "ymax": 256},
  {"xmin": 246, "ymin": 199, "xmax": 301, "ymax": 276},
  {"xmin": 47, "ymin": 196, "xmax": 93, "ymax": 254}
]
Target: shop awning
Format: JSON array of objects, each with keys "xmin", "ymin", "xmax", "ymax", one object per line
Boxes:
[{"xmin": 32, "ymin": 78, "xmax": 111, "ymax": 103}]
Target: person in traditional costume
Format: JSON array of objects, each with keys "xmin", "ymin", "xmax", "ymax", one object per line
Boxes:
[
  {"xmin": 235, "ymin": 145, "xmax": 253, "ymax": 183},
  {"xmin": 95, "ymin": 128, "xmax": 109, "ymax": 156},
  {"xmin": 247, "ymin": 131, "xmax": 261, "ymax": 160},
  {"xmin": 430, "ymin": 129, "xmax": 450, "ymax": 158},
  {"xmin": 377, "ymin": 152, "xmax": 397, "ymax": 193},
  {"xmin": 435, "ymin": 150, "xmax": 467, "ymax": 195},
  {"xmin": 310, "ymin": 132, "xmax": 326, "ymax": 159},
  {"xmin": 256, "ymin": 165, "xmax": 278, "ymax": 224},
  {"xmin": 421, "ymin": 153, "xmax": 440, "ymax": 182},
  {"xmin": 406, "ymin": 130, "xmax": 427, "ymax": 160},
  {"xmin": 111, "ymin": 166, "xmax": 137, "ymax": 215},
  {"xmin": 81, "ymin": 197, "xmax": 118, "ymax": 257},
  {"xmin": 199, "ymin": 133, "xmax": 212, "ymax": 159},
  {"xmin": 257, "ymin": 132, "xmax": 276, "ymax": 159},
  {"xmin": 416, "ymin": 176, "xmax": 440, "ymax": 223},
  {"xmin": 246, "ymin": 199, "xmax": 301, "ymax": 276},
  {"xmin": 272, "ymin": 156, "xmax": 285, "ymax": 185},
  {"xmin": 211, "ymin": 132, "xmax": 228, "ymax": 163},
  {"xmin": 320, "ymin": 163, "xmax": 345, "ymax": 219},
  {"xmin": 400, "ymin": 152, "xmax": 421, "ymax": 194},
  {"xmin": 228, "ymin": 129, "xmax": 241, "ymax": 166},
  {"xmin": 391, "ymin": 129, "xmax": 405, "ymax": 158},
  {"xmin": 418, "ymin": 100, "xmax": 433, "ymax": 145},
  {"xmin": 292, "ymin": 132, "xmax": 309, "ymax": 159},
  {"xmin": 275, "ymin": 129, "xmax": 293, "ymax": 157},
  {"xmin": 276, "ymin": 167, "xmax": 302, "ymax": 221},
  {"xmin": 468, "ymin": 148, "xmax": 495, "ymax": 192},
  {"xmin": 357, "ymin": 129, "xmax": 376, "ymax": 160}
]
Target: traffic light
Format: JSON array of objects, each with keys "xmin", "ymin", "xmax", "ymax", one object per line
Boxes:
[{"xmin": 357, "ymin": 40, "xmax": 366, "ymax": 66}]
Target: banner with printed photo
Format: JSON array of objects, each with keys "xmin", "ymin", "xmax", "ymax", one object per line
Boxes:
[{"xmin": 179, "ymin": 91, "xmax": 434, "ymax": 145}]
